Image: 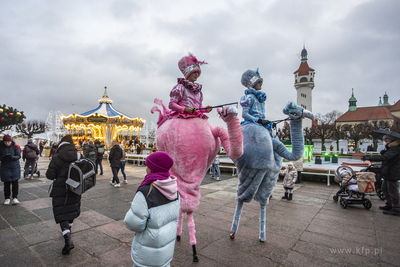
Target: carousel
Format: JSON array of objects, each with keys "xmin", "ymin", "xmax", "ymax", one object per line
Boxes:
[{"xmin": 62, "ymin": 87, "xmax": 145, "ymax": 149}]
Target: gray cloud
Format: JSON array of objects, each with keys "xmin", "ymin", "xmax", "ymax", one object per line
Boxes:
[{"xmin": 0, "ymin": 0, "xmax": 399, "ymax": 130}]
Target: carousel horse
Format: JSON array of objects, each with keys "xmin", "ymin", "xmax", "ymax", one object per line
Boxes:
[
  {"xmin": 230, "ymin": 101, "xmax": 314, "ymax": 242},
  {"xmin": 151, "ymin": 99, "xmax": 243, "ymax": 262}
]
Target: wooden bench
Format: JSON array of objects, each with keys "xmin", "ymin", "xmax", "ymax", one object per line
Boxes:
[
  {"xmin": 126, "ymin": 154, "xmax": 147, "ymax": 166},
  {"xmin": 209, "ymin": 163, "xmax": 238, "ymax": 176},
  {"xmin": 301, "ymin": 168, "xmax": 335, "ymax": 186}
]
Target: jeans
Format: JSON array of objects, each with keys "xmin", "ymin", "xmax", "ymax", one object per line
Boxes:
[
  {"xmin": 120, "ymin": 161, "xmax": 127, "ymax": 180},
  {"xmin": 4, "ymin": 181, "xmax": 19, "ymax": 199},
  {"xmin": 24, "ymin": 158, "xmax": 36, "ymax": 176},
  {"xmin": 96, "ymin": 159, "xmax": 103, "ymax": 174},
  {"xmin": 112, "ymin": 167, "xmax": 120, "ymax": 184},
  {"xmin": 212, "ymin": 164, "xmax": 220, "ymax": 177}
]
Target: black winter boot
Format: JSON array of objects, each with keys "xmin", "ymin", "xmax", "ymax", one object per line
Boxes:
[
  {"xmin": 287, "ymin": 193, "xmax": 293, "ymax": 201},
  {"xmin": 282, "ymin": 192, "xmax": 288, "ymax": 199},
  {"xmin": 62, "ymin": 233, "xmax": 74, "ymax": 254}
]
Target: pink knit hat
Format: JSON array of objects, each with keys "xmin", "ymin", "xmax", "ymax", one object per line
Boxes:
[
  {"xmin": 145, "ymin": 151, "xmax": 174, "ymax": 173},
  {"xmin": 178, "ymin": 53, "xmax": 207, "ymax": 79}
]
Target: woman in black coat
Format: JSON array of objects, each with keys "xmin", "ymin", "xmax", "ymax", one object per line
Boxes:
[
  {"xmin": 46, "ymin": 135, "xmax": 80, "ymax": 254},
  {"xmin": 0, "ymin": 135, "xmax": 21, "ymax": 205}
]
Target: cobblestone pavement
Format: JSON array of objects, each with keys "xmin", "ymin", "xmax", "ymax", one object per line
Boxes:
[{"xmin": 0, "ymin": 158, "xmax": 399, "ymax": 266}]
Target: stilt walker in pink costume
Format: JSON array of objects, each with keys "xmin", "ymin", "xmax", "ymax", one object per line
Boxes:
[{"xmin": 151, "ymin": 53, "xmax": 243, "ymax": 262}]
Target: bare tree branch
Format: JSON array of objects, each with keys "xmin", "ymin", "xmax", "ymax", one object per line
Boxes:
[{"xmin": 15, "ymin": 120, "xmax": 47, "ymax": 138}]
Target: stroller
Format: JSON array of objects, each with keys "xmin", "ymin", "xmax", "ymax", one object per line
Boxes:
[
  {"xmin": 24, "ymin": 155, "xmax": 40, "ymax": 178},
  {"xmin": 333, "ymin": 166, "xmax": 375, "ymax": 209},
  {"xmin": 360, "ymin": 164, "xmax": 384, "ymax": 201}
]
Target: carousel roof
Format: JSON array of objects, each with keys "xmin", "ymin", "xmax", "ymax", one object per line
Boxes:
[{"xmin": 80, "ymin": 87, "xmax": 131, "ymax": 118}]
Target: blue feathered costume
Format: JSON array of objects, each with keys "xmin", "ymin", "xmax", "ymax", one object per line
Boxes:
[{"xmin": 230, "ymin": 69, "xmax": 314, "ymax": 242}]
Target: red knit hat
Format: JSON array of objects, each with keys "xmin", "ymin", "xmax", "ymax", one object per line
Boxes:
[
  {"xmin": 3, "ymin": 135, "xmax": 12, "ymax": 142},
  {"xmin": 145, "ymin": 151, "xmax": 174, "ymax": 173}
]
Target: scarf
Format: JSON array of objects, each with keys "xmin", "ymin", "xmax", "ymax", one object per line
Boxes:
[
  {"xmin": 245, "ymin": 87, "xmax": 266, "ymax": 103},
  {"xmin": 177, "ymin": 78, "xmax": 202, "ymax": 94},
  {"xmin": 136, "ymin": 171, "xmax": 170, "ymax": 192}
]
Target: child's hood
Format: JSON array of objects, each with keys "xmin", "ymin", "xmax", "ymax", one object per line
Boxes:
[{"xmin": 153, "ymin": 176, "xmax": 178, "ymax": 200}]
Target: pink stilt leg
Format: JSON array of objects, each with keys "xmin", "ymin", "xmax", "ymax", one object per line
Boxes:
[
  {"xmin": 187, "ymin": 212, "xmax": 199, "ymax": 262},
  {"xmin": 187, "ymin": 212, "xmax": 197, "ymax": 245},
  {"xmin": 176, "ymin": 209, "xmax": 184, "ymax": 241}
]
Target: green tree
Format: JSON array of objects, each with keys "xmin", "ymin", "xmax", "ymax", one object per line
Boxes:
[{"xmin": 0, "ymin": 104, "xmax": 26, "ymax": 127}]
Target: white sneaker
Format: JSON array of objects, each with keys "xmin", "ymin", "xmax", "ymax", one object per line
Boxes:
[
  {"xmin": 110, "ymin": 181, "xmax": 115, "ymax": 186},
  {"xmin": 114, "ymin": 183, "xmax": 121, "ymax": 188},
  {"xmin": 4, "ymin": 199, "xmax": 11, "ymax": 205},
  {"xmin": 216, "ymin": 177, "xmax": 221, "ymax": 181},
  {"xmin": 123, "ymin": 180, "xmax": 128, "ymax": 184},
  {"xmin": 12, "ymin": 198, "xmax": 20, "ymax": 205}
]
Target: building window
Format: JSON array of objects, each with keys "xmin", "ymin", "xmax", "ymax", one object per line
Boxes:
[
  {"xmin": 301, "ymin": 104, "xmax": 307, "ymax": 109},
  {"xmin": 310, "ymin": 78, "xmax": 313, "ymax": 82},
  {"xmin": 301, "ymin": 93, "xmax": 307, "ymax": 98},
  {"xmin": 300, "ymin": 77, "xmax": 307, "ymax": 82}
]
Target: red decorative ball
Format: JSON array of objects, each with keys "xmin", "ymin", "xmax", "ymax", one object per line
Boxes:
[
  {"xmin": 1, "ymin": 117, "xmax": 5, "ymax": 121},
  {"xmin": 9, "ymin": 113, "xmax": 13, "ymax": 116}
]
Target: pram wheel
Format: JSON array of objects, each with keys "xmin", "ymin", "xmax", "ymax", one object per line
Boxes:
[
  {"xmin": 376, "ymin": 189, "xmax": 385, "ymax": 201},
  {"xmin": 340, "ymin": 198, "xmax": 348, "ymax": 209},
  {"xmin": 363, "ymin": 199, "xmax": 372, "ymax": 209},
  {"xmin": 333, "ymin": 195, "xmax": 338, "ymax": 202}
]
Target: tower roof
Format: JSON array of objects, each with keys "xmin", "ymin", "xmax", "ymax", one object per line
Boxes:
[
  {"xmin": 294, "ymin": 61, "xmax": 315, "ymax": 75},
  {"xmin": 378, "ymin": 97, "xmax": 383, "ymax": 106},
  {"xmin": 294, "ymin": 46, "xmax": 314, "ymax": 75}
]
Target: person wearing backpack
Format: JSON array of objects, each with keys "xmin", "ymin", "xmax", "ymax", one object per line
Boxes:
[
  {"xmin": 46, "ymin": 135, "xmax": 81, "ymax": 255},
  {"xmin": 109, "ymin": 140, "xmax": 123, "ymax": 188},
  {"xmin": 84, "ymin": 141, "xmax": 97, "ymax": 162},
  {"xmin": 94, "ymin": 140, "xmax": 105, "ymax": 175},
  {"xmin": 22, "ymin": 139, "xmax": 40, "ymax": 179}
]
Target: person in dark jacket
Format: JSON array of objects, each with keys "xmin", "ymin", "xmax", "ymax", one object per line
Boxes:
[
  {"xmin": 49, "ymin": 143, "xmax": 58, "ymax": 159},
  {"xmin": 46, "ymin": 135, "xmax": 80, "ymax": 254},
  {"xmin": 364, "ymin": 134, "xmax": 400, "ymax": 216},
  {"xmin": 23, "ymin": 139, "xmax": 40, "ymax": 179},
  {"xmin": 109, "ymin": 140, "xmax": 122, "ymax": 188},
  {"xmin": 84, "ymin": 141, "xmax": 97, "ymax": 162},
  {"xmin": 94, "ymin": 140, "xmax": 105, "ymax": 175},
  {"xmin": 39, "ymin": 141, "xmax": 44, "ymax": 157},
  {"xmin": 0, "ymin": 135, "xmax": 21, "ymax": 205}
]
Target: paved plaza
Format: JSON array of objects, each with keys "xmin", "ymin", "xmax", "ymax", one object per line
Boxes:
[{"xmin": 0, "ymin": 158, "xmax": 399, "ymax": 267}]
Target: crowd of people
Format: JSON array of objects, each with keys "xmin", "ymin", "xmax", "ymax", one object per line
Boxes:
[{"xmin": 1, "ymin": 52, "xmax": 399, "ymax": 267}]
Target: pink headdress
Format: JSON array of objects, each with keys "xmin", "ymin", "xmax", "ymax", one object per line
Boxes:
[{"xmin": 178, "ymin": 53, "xmax": 208, "ymax": 79}]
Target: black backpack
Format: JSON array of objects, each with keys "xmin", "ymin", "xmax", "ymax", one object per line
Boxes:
[{"xmin": 66, "ymin": 155, "xmax": 96, "ymax": 195}]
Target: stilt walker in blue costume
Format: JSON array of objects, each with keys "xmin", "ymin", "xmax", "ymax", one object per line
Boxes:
[{"xmin": 230, "ymin": 69, "xmax": 315, "ymax": 242}]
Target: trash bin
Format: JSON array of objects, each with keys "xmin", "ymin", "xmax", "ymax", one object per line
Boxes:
[
  {"xmin": 332, "ymin": 154, "xmax": 338, "ymax": 163},
  {"xmin": 315, "ymin": 156, "xmax": 322, "ymax": 164},
  {"xmin": 324, "ymin": 153, "xmax": 330, "ymax": 162}
]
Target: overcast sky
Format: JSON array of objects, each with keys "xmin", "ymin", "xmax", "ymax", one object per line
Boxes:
[{"xmin": 1, "ymin": 0, "xmax": 399, "ymax": 130}]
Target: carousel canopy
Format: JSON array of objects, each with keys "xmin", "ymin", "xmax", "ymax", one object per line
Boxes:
[
  {"xmin": 61, "ymin": 87, "xmax": 145, "ymax": 148},
  {"xmin": 80, "ymin": 87, "xmax": 131, "ymax": 118}
]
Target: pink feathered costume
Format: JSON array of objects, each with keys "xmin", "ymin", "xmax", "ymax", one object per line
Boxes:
[{"xmin": 151, "ymin": 53, "xmax": 243, "ymax": 262}]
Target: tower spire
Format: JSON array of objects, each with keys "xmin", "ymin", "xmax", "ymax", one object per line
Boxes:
[
  {"xmin": 99, "ymin": 86, "xmax": 113, "ymax": 104},
  {"xmin": 348, "ymin": 88, "xmax": 357, "ymax": 111},
  {"xmin": 301, "ymin": 44, "xmax": 308, "ymax": 63}
]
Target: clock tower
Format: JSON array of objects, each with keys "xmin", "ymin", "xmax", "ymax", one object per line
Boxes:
[{"xmin": 294, "ymin": 46, "xmax": 315, "ymax": 130}]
